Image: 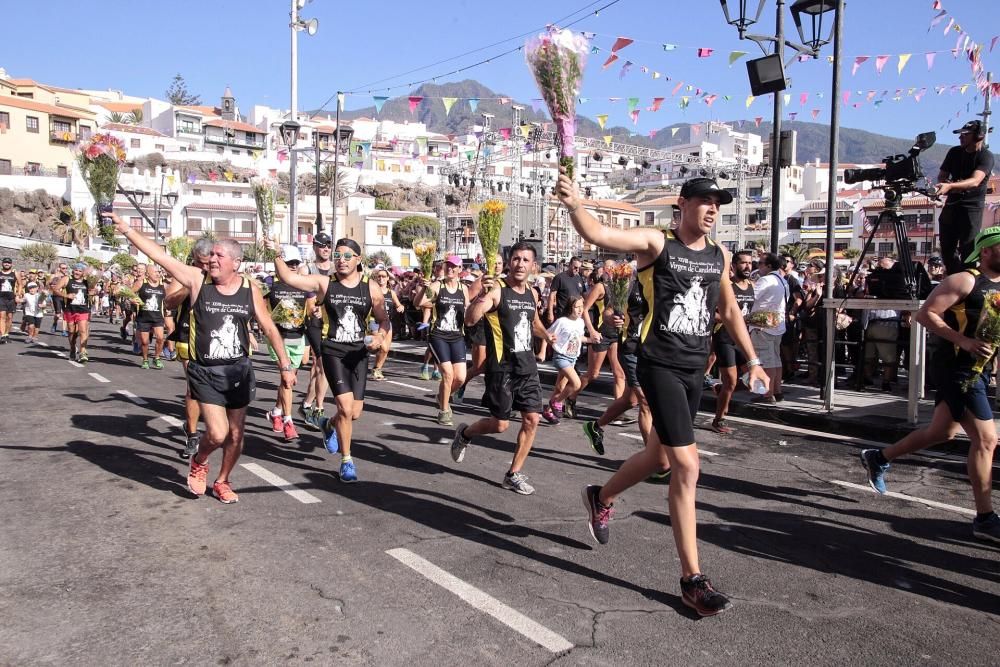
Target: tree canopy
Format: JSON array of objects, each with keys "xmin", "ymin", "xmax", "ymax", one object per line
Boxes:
[
  {"xmin": 391, "ymin": 216, "xmax": 439, "ymax": 249},
  {"xmin": 166, "ymin": 74, "xmax": 201, "ymax": 106}
]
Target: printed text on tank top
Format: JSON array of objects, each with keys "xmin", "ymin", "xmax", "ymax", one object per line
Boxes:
[
  {"xmin": 484, "ymin": 283, "xmax": 538, "ymax": 375},
  {"xmin": 432, "ymin": 282, "xmax": 465, "ymax": 340},
  {"xmin": 138, "ymin": 280, "xmax": 166, "ymax": 321},
  {"xmin": 189, "ymin": 276, "xmax": 254, "ymax": 366},
  {"xmin": 322, "ymin": 275, "xmax": 372, "ymax": 351},
  {"xmin": 718, "ymin": 279, "xmax": 755, "ymax": 344},
  {"xmin": 66, "ymin": 279, "xmax": 90, "ymax": 313}
]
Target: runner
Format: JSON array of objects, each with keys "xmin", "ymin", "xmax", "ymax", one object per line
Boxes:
[
  {"xmin": 300, "ymin": 232, "xmax": 333, "ymax": 430},
  {"xmin": 266, "ymin": 245, "xmax": 312, "ymax": 442},
  {"xmin": 133, "ymin": 264, "xmax": 167, "ymax": 369},
  {"xmin": 711, "ymin": 250, "xmax": 756, "ymax": 434},
  {"xmin": 0, "ymin": 257, "xmax": 21, "ymax": 343},
  {"xmin": 21, "ymin": 280, "xmax": 46, "ymax": 344},
  {"xmin": 270, "ymin": 237, "xmax": 390, "ymax": 483},
  {"xmin": 451, "ymin": 242, "xmax": 556, "ymax": 495},
  {"xmin": 557, "ymin": 173, "xmax": 768, "ymax": 616},
  {"xmin": 55, "ymin": 262, "xmax": 95, "ymax": 362},
  {"xmin": 109, "ymin": 213, "xmax": 297, "ymax": 503},
  {"xmin": 418, "ymin": 261, "xmax": 445, "ymax": 381},
  {"xmin": 861, "ymin": 226, "xmax": 1000, "ymax": 542},
  {"xmin": 48, "ymin": 262, "xmax": 68, "ymax": 335},
  {"xmin": 416, "ymin": 255, "xmax": 469, "ymax": 425},
  {"xmin": 370, "ymin": 265, "xmax": 404, "ymax": 381}
]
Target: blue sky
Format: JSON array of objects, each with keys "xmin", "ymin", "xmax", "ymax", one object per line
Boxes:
[{"xmin": 4, "ymin": 0, "xmax": 998, "ymax": 141}]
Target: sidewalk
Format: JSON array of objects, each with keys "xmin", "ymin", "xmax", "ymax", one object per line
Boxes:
[{"xmin": 386, "ymin": 339, "xmax": 984, "ymax": 449}]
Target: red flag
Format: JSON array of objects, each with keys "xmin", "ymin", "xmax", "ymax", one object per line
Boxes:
[
  {"xmin": 602, "ymin": 53, "xmax": 619, "ymax": 69},
  {"xmin": 408, "ymin": 96, "xmax": 423, "ymax": 114},
  {"xmin": 610, "ymin": 37, "xmax": 634, "ymax": 53},
  {"xmin": 754, "ymin": 117, "xmax": 763, "ymax": 127},
  {"xmin": 697, "ymin": 48, "xmax": 714, "ymax": 58},
  {"xmin": 650, "ymin": 97, "xmax": 665, "ymax": 111}
]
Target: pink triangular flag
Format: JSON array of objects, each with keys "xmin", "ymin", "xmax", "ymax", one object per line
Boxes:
[
  {"xmin": 915, "ymin": 87, "xmax": 927, "ymax": 102},
  {"xmin": 692, "ymin": 124, "xmax": 701, "ymax": 136},
  {"xmin": 697, "ymin": 48, "xmax": 714, "ymax": 58},
  {"xmin": 932, "ymin": 0, "xmax": 941, "ymax": 8},
  {"xmin": 866, "ymin": 90, "xmax": 877, "ymax": 102},
  {"xmin": 671, "ymin": 81, "xmax": 684, "ymax": 96},
  {"xmin": 649, "ymin": 129, "xmax": 658, "ymax": 138},
  {"xmin": 499, "ymin": 128, "xmax": 511, "ymax": 140},
  {"xmin": 754, "ymin": 117, "xmax": 763, "ymax": 128},
  {"xmin": 800, "ymin": 92, "xmax": 809, "ymax": 106},
  {"xmin": 650, "ymin": 97, "xmax": 665, "ymax": 112},
  {"xmin": 629, "ymin": 110, "xmax": 640, "ymax": 125},
  {"xmin": 811, "ymin": 109, "xmax": 820, "ymax": 120},
  {"xmin": 991, "ymin": 36, "xmax": 999, "ymax": 52},
  {"xmin": 875, "ymin": 55, "xmax": 891, "ymax": 74},
  {"xmin": 408, "ymin": 96, "xmax": 422, "ymax": 114},
  {"xmin": 925, "ymin": 52, "xmax": 937, "ymax": 70},
  {"xmin": 842, "ymin": 91, "xmax": 851, "ymax": 105},
  {"xmin": 610, "ymin": 37, "xmax": 634, "ymax": 53},
  {"xmin": 944, "ymin": 17, "xmax": 954, "ymax": 35},
  {"xmin": 602, "ymin": 53, "xmax": 619, "ymax": 69},
  {"xmin": 852, "ymin": 56, "xmax": 869, "ymax": 76},
  {"xmin": 704, "ymin": 94, "xmax": 718, "ymax": 107}
]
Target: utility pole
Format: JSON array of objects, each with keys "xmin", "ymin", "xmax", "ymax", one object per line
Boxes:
[
  {"xmin": 288, "ymin": 0, "xmax": 299, "ymax": 246},
  {"xmin": 770, "ymin": 0, "xmax": 785, "ymax": 253}
]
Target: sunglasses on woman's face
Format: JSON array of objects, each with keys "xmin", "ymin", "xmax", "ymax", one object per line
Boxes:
[{"xmin": 333, "ymin": 252, "xmax": 356, "ymax": 260}]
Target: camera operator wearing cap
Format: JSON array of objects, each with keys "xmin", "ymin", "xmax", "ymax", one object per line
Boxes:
[{"xmin": 936, "ymin": 120, "xmax": 995, "ymax": 275}]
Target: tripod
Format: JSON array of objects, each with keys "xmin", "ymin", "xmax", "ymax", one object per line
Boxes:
[{"xmin": 848, "ymin": 184, "xmax": 920, "ymax": 299}]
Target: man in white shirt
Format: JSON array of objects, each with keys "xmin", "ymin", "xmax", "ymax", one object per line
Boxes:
[{"xmin": 748, "ymin": 253, "xmax": 788, "ymax": 403}]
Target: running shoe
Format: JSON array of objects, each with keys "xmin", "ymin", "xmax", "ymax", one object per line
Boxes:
[
  {"xmin": 453, "ymin": 384, "xmax": 466, "ymax": 405},
  {"xmin": 141, "ymin": 359, "xmax": 150, "ymax": 370},
  {"xmin": 503, "ymin": 471, "xmax": 535, "ymax": 495},
  {"xmin": 187, "ymin": 458, "xmax": 209, "ymax": 496},
  {"xmin": 282, "ymin": 419, "xmax": 299, "ymax": 442},
  {"xmin": 61, "ymin": 330, "xmax": 68, "ymax": 337},
  {"xmin": 451, "ymin": 422, "xmax": 470, "ymax": 463},
  {"xmin": 711, "ymin": 419, "xmax": 733, "ymax": 435},
  {"xmin": 681, "ymin": 574, "xmax": 732, "ymax": 617},
  {"xmin": 308, "ymin": 408, "xmax": 325, "ymax": 432},
  {"xmin": 340, "ymin": 459, "xmax": 358, "ymax": 483},
  {"xmin": 120, "ymin": 326, "xmax": 127, "ymax": 341},
  {"xmin": 610, "ymin": 416, "xmax": 637, "ymax": 427},
  {"xmin": 270, "ymin": 412, "xmax": 283, "ymax": 432},
  {"xmin": 860, "ymin": 449, "xmax": 890, "ymax": 495},
  {"xmin": 583, "ymin": 421, "xmax": 605, "ymax": 455},
  {"xmin": 152, "ymin": 358, "xmax": 164, "ymax": 370},
  {"xmin": 582, "ymin": 485, "xmax": 613, "ymax": 544},
  {"xmin": 541, "ymin": 404, "xmax": 560, "ymax": 425},
  {"xmin": 418, "ymin": 364, "xmax": 431, "ymax": 381},
  {"xmin": 972, "ymin": 513, "xmax": 1000, "ymax": 543},
  {"xmin": 78, "ymin": 350, "xmax": 88, "ymax": 363},
  {"xmin": 437, "ymin": 409, "xmax": 454, "ymax": 426},
  {"xmin": 371, "ymin": 368, "xmax": 385, "ymax": 381},
  {"xmin": 181, "ymin": 432, "xmax": 199, "ymax": 460},
  {"xmin": 431, "ymin": 369, "xmax": 442, "ymax": 381},
  {"xmin": 322, "ymin": 418, "xmax": 340, "ymax": 454},
  {"xmin": 212, "ymin": 481, "xmax": 239, "ymax": 504},
  {"xmin": 563, "ymin": 397, "xmax": 577, "ymax": 419},
  {"xmin": 645, "ymin": 469, "xmax": 672, "ymax": 485},
  {"xmin": 133, "ymin": 340, "xmax": 140, "ymax": 355}
]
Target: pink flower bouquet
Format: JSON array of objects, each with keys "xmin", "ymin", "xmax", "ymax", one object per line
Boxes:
[{"xmin": 77, "ymin": 133, "xmax": 127, "ymax": 246}]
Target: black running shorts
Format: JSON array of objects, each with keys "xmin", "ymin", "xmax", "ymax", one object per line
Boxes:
[
  {"xmin": 51, "ymin": 295, "xmax": 64, "ymax": 314},
  {"xmin": 638, "ymin": 364, "xmax": 703, "ymax": 447},
  {"xmin": 484, "ymin": 371, "xmax": 543, "ymax": 421},
  {"xmin": 137, "ymin": 319, "xmax": 164, "ymax": 333},
  {"xmin": 466, "ymin": 319, "xmax": 486, "ymax": 346},
  {"xmin": 429, "ymin": 335, "xmax": 467, "ymax": 365},
  {"xmin": 0, "ymin": 297, "xmax": 14, "ymax": 314},
  {"xmin": 713, "ymin": 335, "xmax": 746, "ymax": 369},
  {"xmin": 187, "ymin": 358, "xmax": 256, "ymax": 410},
  {"xmin": 321, "ymin": 346, "xmax": 369, "ymax": 400}
]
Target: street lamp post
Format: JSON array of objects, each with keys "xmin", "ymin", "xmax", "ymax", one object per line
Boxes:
[
  {"xmin": 288, "ymin": 0, "xmax": 318, "ymax": 246},
  {"xmin": 331, "ymin": 124, "xmax": 354, "ymax": 239}
]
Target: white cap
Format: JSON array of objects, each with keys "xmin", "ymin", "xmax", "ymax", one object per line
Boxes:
[{"xmin": 282, "ymin": 245, "xmax": 302, "ymax": 263}]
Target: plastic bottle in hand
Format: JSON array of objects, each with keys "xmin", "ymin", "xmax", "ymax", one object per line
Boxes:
[
  {"xmin": 364, "ymin": 320, "xmax": 380, "ymax": 346},
  {"xmin": 741, "ymin": 371, "xmax": 768, "ymax": 395}
]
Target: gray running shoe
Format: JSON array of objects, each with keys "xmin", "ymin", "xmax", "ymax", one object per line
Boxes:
[
  {"xmin": 973, "ymin": 513, "xmax": 1000, "ymax": 544},
  {"xmin": 582, "ymin": 484, "xmax": 613, "ymax": 544},
  {"xmin": 451, "ymin": 423, "xmax": 470, "ymax": 463},
  {"xmin": 182, "ymin": 432, "xmax": 199, "ymax": 460},
  {"xmin": 437, "ymin": 409, "xmax": 454, "ymax": 426},
  {"xmin": 503, "ymin": 471, "xmax": 535, "ymax": 495}
]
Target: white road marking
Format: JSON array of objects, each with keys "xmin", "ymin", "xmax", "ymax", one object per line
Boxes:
[
  {"xmin": 116, "ymin": 389, "xmax": 148, "ymax": 406},
  {"xmin": 68, "ymin": 360, "xmax": 83, "ymax": 368},
  {"xmin": 240, "ymin": 462, "xmax": 322, "ymax": 504},
  {"xmin": 621, "ymin": 432, "xmax": 719, "ymax": 456},
  {"xmin": 55, "ymin": 351, "xmax": 67, "ymax": 358},
  {"xmin": 160, "ymin": 415, "xmax": 184, "ymax": 428},
  {"xmin": 88, "ymin": 372, "xmax": 110, "ymax": 383},
  {"xmin": 702, "ymin": 412, "xmax": 887, "ymax": 448},
  {"xmin": 385, "ymin": 379, "xmax": 426, "ymax": 391},
  {"xmin": 830, "ymin": 480, "xmax": 977, "ymax": 517},
  {"xmin": 386, "ymin": 548, "xmax": 573, "ymax": 653},
  {"xmin": 36, "ymin": 341, "xmax": 48, "ymax": 347}
]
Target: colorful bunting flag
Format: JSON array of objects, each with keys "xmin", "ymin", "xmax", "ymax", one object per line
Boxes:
[
  {"xmin": 671, "ymin": 127, "xmax": 680, "ymax": 137},
  {"xmin": 649, "ymin": 97, "xmax": 665, "ymax": 112},
  {"xmin": 596, "ymin": 114, "xmax": 608, "ymax": 129},
  {"xmin": 897, "ymin": 53, "xmax": 912, "ymax": 74},
  {"xmin": 408, "ymin": 97, "xmax": 422, "ymax": 114},
  {"xmin": 875, "ymin": 55, "xmax": 890, "ymax": 74},
  {"xmin": 602, "ymin": 53, "xmax": 619, "ymax": 69},
  {"xmin": 499, "ymin": 128, "xmax": 511, "ymax": 140},
  {"xmin": 788, "ymin": 112, "xmax": 798, "ymax": 121},
  {"xmin": 652, "ymin": 71, "xmax": 662, "ymax": 79},
  {"xmin": 627, "ymin": 97, "xmax": 639, "ymax": 112},
  {"xmin": 620, "ymin": 61, "xmax": 633, "ymax": 78},
  {"xmin": 728, "ymin": 51, "xmax": 748, "ymax": 66},
  {"xmin": 680, "ymin": 96, "xmax": 690, "ymax": 109},
  {"xmin": 519, "ymin": 124, "xmax": 530, "ymax": 138},
  {"xmin": 754, "ymin": 117, "xmax": 763, "ymax": 128},
  {"xmin": 442, "ymin": 97, "xmax": 457, "ymax": 115},
  {"xmin": 704, "ymin": 94, "xmax": 718, "ymax": 107},
  {"xmin": 697, "ymin": 48, "xmax": 714, "ymax": 58},
  {"xmin": 925, "ymin": 52, "xmax": 937, "ymax": 70},
  {"xmin": 610, "ymin": 37, "xmax": 634, "ymax": 53},
  {"xmin": 662, "ymin": 44, "xmax": 677, "ymax": 51},
  {"xmin": 649, "ymin": 130, "xmax": 658, "ymax": 138},
  {"xmin": 811, "ymin": 109, "xmax": 821, "ymax": 119},
  {"xmin": 944, "ymin": 18, "xmax": 954, "ymax": 35},
  {"xmin": 630, "ymin": 110, "xmax": 640, "ymax": 125},
  {"xmin": 672, "ymin": 82, "xmax": 684, "ymax": 96},
  {"xmin": 783, "ymin": 93, "xmax": 792, "ymax": 107},
  {"xmin": 373, "ymin": 96, "xmax": 388, "ymax": 113},
  {"xmin": 468, "ymin": 98, "xmax": 479, "ymax": 113},
  {"xmin": 852, "ymin": 56, "xmax": 870, "ymax": 75},
  {"xmin": 746, "ymin": 95, "xmax": 756, "ymax": 108},
  {"xmin": 603, "ymin": 135, "xmax": 613, "ymax": 146}
]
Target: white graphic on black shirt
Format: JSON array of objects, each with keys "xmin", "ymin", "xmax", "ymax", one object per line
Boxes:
[
  {"xmin": 334, "ymin": 308, "xmax": 363, "ymax": 343},
  {"xmin": 0, "ymin": 278, "xmax": 11, "ymax": 293},
  {"xmin": 665, "ymin": 276, "xmax": 711, "ymax": 336},
  {"xmin": 439, "ymin": 305, "xmax": 459, "ymax": 332},
  {"xmin": 143, "ymin": 293, "xmax": 159, "ymax": 313},
  {"xmin": 513, "ymin": 311, "xmax": 532, "ymax": 352},
  {"xmin": 207, "ymin": 314, "xmax": 243, "ymax": 360},
  {"xmin": 71, "ymin": 288, "xmax": 87, "ymax": 306}
]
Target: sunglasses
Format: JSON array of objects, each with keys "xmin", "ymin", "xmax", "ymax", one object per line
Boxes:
[
  {"xmin": 333, "ymin": 252, "xmax": 356, "ymax": 260},
  {"xmin": 314, "ymin": 244, "xmax": 332, "ymax": 249}
]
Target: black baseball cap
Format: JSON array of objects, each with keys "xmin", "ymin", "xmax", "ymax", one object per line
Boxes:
[
  {"xmin": 954, "ymin": 120, "xmax": 985, "ymax": 136},
  {"xmin": 680, "ymin": 177, "xmax": 734, "ymax": 205},
  {"xmin": 313, "ymin": 232, "xmax": 332, "ymax": 247},
  {"xmin": 1, "ymin": 257, "xmax": 11, "ymax": 263}
]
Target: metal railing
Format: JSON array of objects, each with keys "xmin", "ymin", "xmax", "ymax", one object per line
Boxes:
[
  {"xmin": 49, "ymin": 130, "xmax": 77, "ymax": 144},
  {"xmin": 204, "ymin": 134, "xmax": 266, "ymax": 149}
]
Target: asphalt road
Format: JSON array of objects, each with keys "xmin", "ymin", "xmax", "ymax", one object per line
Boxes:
[{"xmin": 1, "ymin": 321, "xmax": 998, "ymax": 666}]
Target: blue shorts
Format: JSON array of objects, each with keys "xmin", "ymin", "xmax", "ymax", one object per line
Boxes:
[
  {"xmin": 936, "ymin": 371, "xmax": 994, "ymax": 422},
  {"xmin": 553, "ymin": 352, "xmax": 578, "ymax": 370},
  {"xmin": 429, "ymin": 335, "xmax": 467, "ymax": 365}
]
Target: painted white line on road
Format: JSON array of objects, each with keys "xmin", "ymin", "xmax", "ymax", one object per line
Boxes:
[
  {"xmin": 55, "ymin": 351, "xmax": 66, "ymax": 357},
  {"xmin": 88, "ymin": 372, "xmax": 110, "ymax": 383},
  {"xmin": 830, "ymin": 480, "xmax": 977, "ymax": 517},
  {"xmin": 160, "ymin": 415, "xmax": 184, "ymax": 428},
  {"xmin": 67, "ymin": 360, "xmax": 84, "ymax": 368},
  {"xmin": 701, "ymin": 411, "xmax": 887, "ymax": 448},
  {"xmin": 36, "ymin": 340, "xmax": 48, "ymax": 347},
  {"xmin": 385, "ymin": 379, "xmax": 426, "ymax": 391},
  {"xmin": 240, "ymin": 462, "xmax": 322, "ymax": 504},
  {"xmin": 621, "ymin": 432, "xmax": 719, "ymax": 456},
  {"xmin": 386, "ymin": 548, "xmax": 573, "ymax": 653},
  {"xmin": 116, "ymin": 389, "xmax": 148, "ymax": 406}
]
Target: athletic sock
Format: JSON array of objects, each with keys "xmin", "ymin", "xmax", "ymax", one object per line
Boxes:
[
  {"xmin": 341, "ymin": 455, "xmax": 353, "ymax": 463},
  {"xmin": 976, "ymin": 511, "xmax": 997, "ymax": 523},
  {"xmin": 272, "ymin": 407, "xmax": 283, "ymax": 417},
  {"xmin": 283, "ymin": 415, "xmax": 293, "ymax": 424},
  {"xmin": 303, "ymin": 402, "xmax": 313, "ymax": 410}
]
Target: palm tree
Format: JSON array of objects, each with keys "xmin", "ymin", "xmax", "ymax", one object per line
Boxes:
[
  {"xmin": 301, "ymin": 164, "xmax": 350, "ymax": 210},
  {"xmin": 107, "ymin": 111, "xmax": 127, "ymax": 124},
  {"xmin": 127, "ymin": 108, "xmax": 143, "ymax": 125},
  {"xmin": 778, "ymin": 242, "xmax": 811, "ymax": 264},
  {"xmin": 52, "ymin": 207, "xmax": 92, "ymax": 255}
]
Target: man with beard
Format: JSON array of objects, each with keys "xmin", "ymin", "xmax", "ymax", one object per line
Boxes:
[
  {"xmin": 0, "ymin": 257, "xmax": 21, "ymax": 343},
  {"xmin": 862, "ymin": 226, "xmax": 1000, "ymax": 543},
  {"xmin": 711, "ymin": 250, "xmax": 756, "ymax": 434},
  {"xmin": 55, "ymin": 262, "xmax": 96, "ymax": 362},
  {"xmin": 937, "ymin": 120, "xmax": 994, "ymax": 274}
]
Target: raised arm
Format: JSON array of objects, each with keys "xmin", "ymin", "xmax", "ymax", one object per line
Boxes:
[
  {"xmin": 272, "ymin": 253, "xmax": 329, "ymax": 299},
  {"xmin": 465, "ymin": 277, "xmax": 501, "ymax": 326},
  {"xmin": 109, "ymin": 214, "xmax": 202, "ymax": 291}
]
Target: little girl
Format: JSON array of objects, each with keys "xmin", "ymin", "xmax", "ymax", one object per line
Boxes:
[{"xmin": 542, "ymin": 296, "xmax": 595, "ymax": 425}]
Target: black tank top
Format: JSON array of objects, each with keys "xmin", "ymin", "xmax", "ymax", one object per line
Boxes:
[
  {"xmin": 137, "ymin": 281, "xmax": 166, "ymax": 322},
  {"xmin": 268, "ymin": 280, "xmax": 309, "ymax": 339},
  {"xmin": 432, "ymin": 282, "xmax": 465, "ymax": 342},
  {"xmin": 638, "ymin": 231, "xmax": 724, "ymax": 370},
  {"xmin": 620, "ymin": 280, "xmax": 648, "ymax": 355},
  {"xmin": 591, "ymin": 280, "xmax": 619, "ymax": 340},
  {"xmin": 66, "ymin": 278, "xmax": 90, "ymax": 314},
  {"xmin": 189, "ymin": 276, "xmax": 254, "ymax": 366},
  {"xmin": 0, "ymin": 271, "xmax": 16, "ymax": 298},
  {"xmin": 718, "ymin": 280, "xmax": 755, "ymax": 345},
  {"xmin": 484, "ymin": 283, "xmax": 538, "ymax": 375},
  {"xmin": 322, "ymin": 275, "xmax": 372, "ymax": 354},
  {"xmin": 938, "ymin": 268, "xmax": 1000, "ymax": 371}
]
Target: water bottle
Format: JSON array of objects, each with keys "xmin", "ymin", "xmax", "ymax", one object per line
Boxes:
[
  {"xmin": 741, "ymin": 371, "xmax": 768, "ymax": 395},
  {"xmin": 364, "ymin": 320, "xmax": 380, "ymax": 347}
]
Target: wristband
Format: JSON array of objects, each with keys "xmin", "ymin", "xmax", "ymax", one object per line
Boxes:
[{"xmin": 745, "ymin": 357, "xmax": 762, "ymax": 368}]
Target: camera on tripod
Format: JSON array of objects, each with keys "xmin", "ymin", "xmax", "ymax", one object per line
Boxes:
[{"xmin": 843, "ymin": 131, "xmax": 936, "ymax": 187}]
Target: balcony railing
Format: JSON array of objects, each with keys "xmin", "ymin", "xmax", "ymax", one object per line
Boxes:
[
  {"xmin": 204, "ymin": 133, "xmax": 266, "ymax": 149},
  {"xmin": 177, "ymin": 126, "xmax": 202, "ymax": 135},
  {"xmin": 50, "ymin": 130, "xmax": 77, "ymax": 144}
]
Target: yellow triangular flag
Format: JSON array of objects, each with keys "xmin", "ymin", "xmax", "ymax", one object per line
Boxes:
[
  {"xmin": 224, "ymin": 170, "xmax": 234, "ymax": 182},
  {"xmin": 671, "ymin": 127, "xmax": 680, "ymax": 137},
  {"xmin": 897, "ymin": 53, "xmax": 911, "ymax": 75},
  {"xmin": 442, "ymin": 97, "xmax": 457, "ymax": 115},
  {"xmin": 596, "ymin": 114, "xmax": 609, "ymax": 129},
  {"xmin": 746, "ymin": 95, "xmax": 755, "ymax": 108},
  {"xmin": 652, "ymin": 71, "xmax": 661, "ymax": 79},
  {"xmin": 603, "ymin": 135, "xmax": 613, "ymax": 146},
  {"xmin": 960, "ymin": 84, "xmax": 969, "ymax": 94},
  {"xmin": 519, "ymin": 124, "xmax": 531, "ymax": 138}
]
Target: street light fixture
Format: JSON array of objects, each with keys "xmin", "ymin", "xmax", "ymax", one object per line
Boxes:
[
  {"xmin": 328, "ymin": 125, "xmax": 354, "ymax": 237},
  {"xmin": 280, "ymin": 120, "xmax": 301, "ymax": 149},
  {"xmin": 790, "ymin": 0, "xmax": 835, "ymax": 53},
  {"xmin": 719, "ymin": 0, "xmax": 767, "ymax": 38},
  {"xmin": 288, "ymin": 0, "xmax": 318, "ymax": 247}
]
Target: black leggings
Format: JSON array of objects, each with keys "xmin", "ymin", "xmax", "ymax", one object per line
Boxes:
[
  {"xmin": 321, "ymin": 347, "xmax": 369, "ymax": 400},
  {"xmin": 939, "ymin": 205, "xmax": 983, "ymax": 275}
]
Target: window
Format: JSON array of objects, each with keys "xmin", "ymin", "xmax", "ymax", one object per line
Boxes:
[
  {"xmin": 25, "ymin": 162, "xmax": 41, "ymax": 174},
  {"xmin": 919, "ymin": 213, "xmax": 934, "ymax": 224},
  {"xmin": 79, "ymin": 125, "xmax": 92, "ymax": 140},
  {"xmin": 901, "ymin": 214, "xmax": 918, "ymax": 225},
  {"xmin": 376, "ymin": 225, "xmax": 388, "ymax": 237},
  {"xmin": 835, "ymin": 215, "xmax": 850, "ymax": 226},
  {"xmin": 240, "ymin": 219, "xmax": 253, "ymax": 233},
  {"xmin": 722, "ymin": 214, "xmax": 737, "ymax": 225},
  {"xmin": 217, "ymin": 146, "xmax": 224, "ymax": 154},
  {"xmin": 232, "ymin": 191, "xmax": 242, "ymax": 198},
  {"xmin": 644, "ymin": 211, "xmax": 655, "ymax": 225},
  {"xmin": 835, "ymin": 242, "xmax": 849, "ymax": 252},
  {"xmin": 0, "ymin": 159, "xmax": 11, "ymax": 175},
  {"xmin": 786, "ymin": 217, "xmax": 802, "ymax": 230},
  {"xmin": 154, "ymin": 144, "xmax": 164, "ymax": 151},
  {"xmin": 806, "ymin": 216, "xmax": 825, "ymax": 227},
  {"xmin": 53, "ymin": 120, "xmax": 71, "ymax": 134},
  {"xmin": 187, "ymin": 217, "xmax": 202, "ymax": 232},
  {"xmin": 921, "ymin": 241, "xmax": 933, "ymax": 253},
  {"xmin": 427, "ymin": 166, "xmax": 434, "ymax": 174},
  {"xmin": 26, "ymin": 116, "xmax": 39, "ymax": 133},
  {"xmin": 231, "ymin": 150, "xmax": 240, "ymax": 156},
  {"xmin": 748, "ymin": 187, "xmax": 763, "ymax": 198},
  {"xmin": 129, "ymin": 217, "xmax": 143, "ymax": 231},
  {"xmin": 130, "ymin": 138, "xmax": 141, "ymax": 148},
  {"xmin": 214, "ymin": 219, "xmax": 229, "ymax": 233},
  {"xmin": 193, "ymin": 189, "xmax": 202, "ymax": 196},
  {"xmin": 0, "ymin": 111, "xmax": 9, "ymax": 129},
  {"xmin": 57, "ymin": 166, "xmax": 67, "ymax": 177},
  {"xmin": 877, "ymin": 242, "xmax": 894, "ymax": 254}
]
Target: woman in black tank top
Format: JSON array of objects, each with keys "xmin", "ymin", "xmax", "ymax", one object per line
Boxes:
[
  {"xmin": 415, "ymin": 257, "xmax": 469, "ymax": 425},
  {"xmin": 370, "ymin": 268, "xmax": 403, "ymax": 380}
]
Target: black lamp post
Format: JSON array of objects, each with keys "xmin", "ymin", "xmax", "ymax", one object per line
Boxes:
[
  {"xmin": 329, "ymin": 125, "xmax": 354, "ymax": 238},
  {"xmin": 279, "ymin": 120, "xmax": 301, "ymax": 244},
  {"xmin": 719, "ymin": 0, "xmax": 766, "ymax": 38},
  {"xmin": 790, "ymin": 0, "xmax": 835, "ymax": 52}
]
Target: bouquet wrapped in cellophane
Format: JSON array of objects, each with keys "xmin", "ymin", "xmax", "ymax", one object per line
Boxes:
[
  {"xmin": 961, "ymin": 291, "xmax": 1000, "ymax": 392},
  {"xmin": 746, "ymin": 310, "xmax": 782, "ymax": 329},
  {"xmin": 525, "ymin": 27, "xmax": 589, "ymax": 179},
  {"xmin": 605, "ymin": 262, "xmax": 633, "ymax": 319},
  {"xmin": 251, "ymin": 177, "xmax": 277, "ymax": 262},
  {"xmin": 412, "ymin": 239, "xmax": 437, "ymax": 278},
  {"xmin": 271, "ymin": 297, "xmax": 305, "ymax": 330},
  {"xmin": 477, "ymin": 199, "xmax": 506, "ymax": 277},
  {"xmin": 77, "ymin": 133, "xmax": 127, "ymax": 247},
  {"xmin": 115, "ymin": 285, "xmax": 143, "ymax": 305}
]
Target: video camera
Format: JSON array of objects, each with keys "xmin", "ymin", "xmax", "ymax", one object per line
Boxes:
[{"xmin": 843, "ymin": 132, "xmax": 936, "ymax": 186}]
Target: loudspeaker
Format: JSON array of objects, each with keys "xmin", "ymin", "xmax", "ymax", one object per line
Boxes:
[{"xmin": 747, "ymin": 54, "xmax": 787, "ymax": 96}]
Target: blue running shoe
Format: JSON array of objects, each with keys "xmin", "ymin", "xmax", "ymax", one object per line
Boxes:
[
  {"xmin": 322, "ymin": 418, "xmax": 340, "ymax": 454},
  {"xmin": 340, "ymin": 459, "xmax": 358, "ymax": 483},
  {"xmin": 860, "ymin": 449, "xmax": 889, "ymax": 494}
]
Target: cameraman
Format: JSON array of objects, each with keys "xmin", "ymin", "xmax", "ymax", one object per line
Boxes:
[{"xmin": 936, "ymin": 120, "xmax": 994, "ymax": 274}]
